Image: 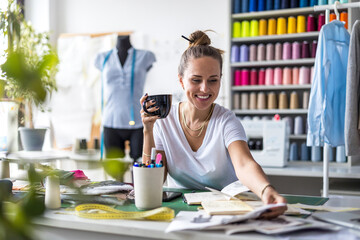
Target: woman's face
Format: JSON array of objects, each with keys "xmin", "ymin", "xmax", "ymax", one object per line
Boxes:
[{"xmin": 179, "ymin": 56, "xmax": 221, "ymax": 110}]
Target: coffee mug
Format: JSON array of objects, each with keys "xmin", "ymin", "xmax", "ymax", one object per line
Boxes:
[{"xmin": 142, "ymin": 94, "xmax": 172, "ymax": 118}]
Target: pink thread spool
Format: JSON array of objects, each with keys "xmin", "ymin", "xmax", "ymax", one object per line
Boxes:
[
  {"xmin": 318, "ymin": 13, "xmax": 325, "ymax": 31},
  {"xmin": 299, "ymin": 66, "xmax": 310, "ymax": 85},
  {"xmin": 273, "ymin": 67, "xmax": 283, "ymax": 85},
  {"xmin": 258, "ymin": 68, "xmax": 266, "ymax": 85},
  {"xmin": 292, "ymin": 41, "xmax": 301, "ymax": 59},
  {"xmin": 307, "ymin": 14, "xmax": 316, "ymax": 32},
  {"xmin": 282, "ymin": 42, "xmax": 292, "ymax": 60},
  {"xmin": 283, "ymin": 67, "xmax": 292, "ymax": 85},
  {"xmin": 250, "ymin": 69, "xmax": 258, "ymax": 85},
  {"xmin": 292, "ymin": 67, "xmax": 299, "ymax": 84},
  {"xmin": 234, "ymin": 70, "xmax": 241, "ymax": 85},
  {"xmin": 265, "ymin": 68, "xmax": 274, "ymax": 85},
  {"xmin": 241, "ymin": 69, "xmax": 250, "ymax": 85}
]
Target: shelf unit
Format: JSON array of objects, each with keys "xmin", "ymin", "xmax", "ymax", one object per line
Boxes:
[{"xmin": 230, "ymin": 2, "xmax": 356, "ymax": 167}]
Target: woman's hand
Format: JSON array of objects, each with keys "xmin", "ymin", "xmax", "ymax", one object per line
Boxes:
[
  {"xmin": 260, "ymin": 186, "xmax": 287, "ymax": 219},
  {"xmin": 140, "ymin": 93, "xmax": 160, "ymax": 130}
]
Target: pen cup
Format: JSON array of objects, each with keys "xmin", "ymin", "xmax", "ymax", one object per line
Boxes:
[{"xmin": 133, "ymin": 166, "xmax": 164, "ymax": 210}]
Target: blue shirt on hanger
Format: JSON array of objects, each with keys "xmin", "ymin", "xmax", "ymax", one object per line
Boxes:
[
  {"xmin": 307, "ymin": 20, "xmax": 350, "ymax": 147},
  {"xmin": 95, "ymin": 47, "xmax": 156, "ymax": 129}
]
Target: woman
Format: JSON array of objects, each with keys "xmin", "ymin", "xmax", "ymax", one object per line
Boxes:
[{"xmin": 140, "ymin": 30, "xmax": 286, "ymax": 218}]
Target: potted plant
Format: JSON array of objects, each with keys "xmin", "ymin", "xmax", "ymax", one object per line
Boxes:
[{"xmin": 0, "ymin": 0, "xmax": 59, "ymax": 151}]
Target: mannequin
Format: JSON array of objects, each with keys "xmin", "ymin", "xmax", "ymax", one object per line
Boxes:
[
  {"xmin": 116, "ymin": 35, "xmax": 132, "ymax": 66},
  {"xmin": 94, "ymin": 35, "xmax": 156, "ymax": 162}
]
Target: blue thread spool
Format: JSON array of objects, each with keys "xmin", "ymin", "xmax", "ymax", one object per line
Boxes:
[
  {"xmin": 289, "ymin": 142, "xmax": 299, "ymax": 161},
  {"xmin": 309, "ymin": 0, "xmax": 318, "ymax": 6},
  {"xmin": 290, "ymin": 0, "xmax": 298, "ymax": 8},
  {"xmin": 234, "ymin": 0, "xmax": 241, "ymax": 13},
  {"xmin": 274, "ymin": 0, "xmax": 281, "ymax": 10},
  {"xmin": 281, "ymin": 0, "xmax": 289, "ymax": 9},
  {"xmin": 300, "ymin": 143, "xmax": 310, "ymax": 161},
  {"xmin": 266, "ymin": 0, "xmax": 273, "ymax": 10},
  {"xmin": 249, "ymin": 0, "xmax": 257, "ymax": 12},
  {"xmin": 242, "ymin": 0, "xmax": 249, "ymax": 12},
  {"xmin": 311, "ymin": 146, "xmax": 322, "ymax": 162},
  {"xmin": 258, "ymin": 0, "xmax": 265, "ymax": 11},
  {"xmin": 318, "ymin": 0, "xmax": 328, "ymax": 5},
  {"xmin": 299, "ymin": 0, "xmax": 308, "ymax": 7}
]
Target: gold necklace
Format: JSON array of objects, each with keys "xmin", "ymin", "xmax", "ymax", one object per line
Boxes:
[{"xmin": 182, "ymin": 103, "xmax": 214, "ymax": 137}]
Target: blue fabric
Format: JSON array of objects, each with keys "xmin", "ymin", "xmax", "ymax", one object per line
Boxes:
[
  {"xmin": 95, "ymin": 47, "xmax": 156, "ymax": 129},
  {"xmin": 307, "ymin": 21, "xmax": 350, "ymax": 147}
]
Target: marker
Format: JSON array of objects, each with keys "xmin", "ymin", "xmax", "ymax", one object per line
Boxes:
[
  {"xmin": 156, "ymin": 153, "xmax": 162, "ymax": 165},
  {"xmin": 133, "ymin": 162, "xmax": 139, "ymax": 167},
  {"xmin": 150, "ymin": 147, "xmax": 157, "ymax": 165}
]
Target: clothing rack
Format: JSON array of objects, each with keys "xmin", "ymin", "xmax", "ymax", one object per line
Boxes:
[
  {"xmin": 59, "ymin": 31, "xmax": 133, "ymax": 38},
  {"xmin": 313, "ymin": 1, "xmax": 360, "ymax": 198}
]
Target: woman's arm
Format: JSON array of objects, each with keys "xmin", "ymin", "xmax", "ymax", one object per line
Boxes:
[{"xmin": 228, "ymin": 140, "xmax": 287, "ymax": 218}]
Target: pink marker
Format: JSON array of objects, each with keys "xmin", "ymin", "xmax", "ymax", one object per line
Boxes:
[{"xmin": 156, "ymin": 153, "xmax": 162, "ymax": 165}]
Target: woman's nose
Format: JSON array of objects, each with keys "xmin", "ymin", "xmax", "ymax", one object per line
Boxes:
[{"xmin": 200, "ymin": 82, "xmax": 209, "ymax": 92}]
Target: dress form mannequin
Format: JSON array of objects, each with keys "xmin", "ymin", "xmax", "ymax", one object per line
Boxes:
[{"xmin": 116, "ymin": 35, "xmax": 132, "ymax": 66}]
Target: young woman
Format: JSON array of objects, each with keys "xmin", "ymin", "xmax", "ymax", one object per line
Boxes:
[{"xmin": 140, "ymin": 30, "xmax": 286, "ymax": 218}]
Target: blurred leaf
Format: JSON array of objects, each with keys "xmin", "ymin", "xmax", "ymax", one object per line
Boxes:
[
  {"xmin": 21, "ymin": 190, "xmax": 45, "ymax": 218},
  {"xmin": 102, "ymin": 159, "xmax": 130, "ymax": 182}
]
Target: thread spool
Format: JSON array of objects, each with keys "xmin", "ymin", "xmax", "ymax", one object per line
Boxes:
[
  {"xmin": 311, "ymin": 41, "xmax": 317, "ymax": 58},
  {"xmin": 283, "ymin": 116, "xmax": 294, "ymax": 134},
  {"xmin": 290, "ymin": 0, "xmax": 298, "ymax": 8},
  {"xmin": 294, "ymin": 116, "xmax": 303, "ymax": 135},
  {"xmin": 301, "ymin": 41, "xmax": 310, "ymax": 59},
  {"xmin": 336, "ymin": 146, "xmax": 346, "ymax": 163},
  {"xmin": 290, "ymin": 91, "xmax": 299, "ymax": 109},
  {"xmin": 282, "ymin": 42, "xmax": 292, "ymax": 60},
  {"xmin": 278, "ymin": 91, "xmax": 288, "ymax": 109},
  {"xmin": 318, "ymin": 0, "xmax": 327, "ymax": 4},
  {"xmin": 258, "ymin": 68, "xmax": 266, "ymax": 85},
  {"xmin": 274, "ymin": 0, "xmax": 281, "ymax": 10},
  {"xmin": 250, "ymin": 20, "xmax": 259, "ymax": 37},
  {"xmin": 297, "ymin": 15, "xmax": 306, "ymax": 33},
  {"xmin": 299, "ymin": 66, "xmax": 310, "ymax": 84},
  {"xmin": 241, "ymin": 69, "xmax": 250, "ymax": 85},
  {"xmin": 231, "ymin": 45, "xmax": 240, "ymax": 62},
  {"xmin": 249, "ymin": 92, "xmax": 257, "ymax": 109},
  {"xmin": 283, "ymin": 67, "xmax": 292, "ymax": 85},
  {"xmin": 274, "ymin": 67, "xmax": 283, "ymax": 85},
  {"xmin": 340, "ymin": 11, "xmax": 348, "ymax": 29},
  {"xmin": 310, "ymin": 66, "xmax": 314, "ymax": 84},
  {"xmin": 258, "ymin": 0, "xmax": 266, "ymax": 11},
  {"xmin": 233, "ymin": 21, "xmax": 241, "ymax": 38},
  {"xmin": 259, "ymin": 19, "xmax": 267, "ymax": 36},
  {"xmin": 242, "ymin": 0, "xmax": 249, "ymax": 12},
  {"xmin": 303, "ymin": 91, "xmax": 310, "ymax": 109},
  {"xmin": 233, "ymin": 92, "xmax": 241, "ymax": 109},
  {"xmin": 257, "ymin": 92, "xmax": 266, "ymax": 109},
  {"xmin": 267, "ymin": 92, "xmax": 277, "ymax": 109},
  {"xmin": 299, "ymin": 0, "xmax": 308, "ymax": 7},
  {"xmin": 292, "ymin": 67, "xmax": 299, "ymax": 84},
  {"xmin": 250, "ymin": 69, "xmax": 258, "ymax": 85},
  {"xmin": 241, "ymin": 93, "xmax": 249, "ymax": 109},
  {"xmin": 277, "ymin": 17, "xmax": 286, "ymax": 35},
  {"xmin": 318, "ymin": 13, "xmax": 325, "ymax": 31},
  {"xmin": 275, "ymin": 42, "xmax": 283, "ymax": 60},
  {"xmin": 300, "ymin": 142, "xmax": 310, "ymax": 161},
  {"xmin": 287, "ymin": 16, "xmax": 296, "ymax": 34},
  {"xmin": 249, "ymin": 44, "xmax": 257, "ymax": 61},
  {"xmin": 45, "ymin": 175, "xmax": 61, "ymax": 209},
  {"xmin": 292, "ymin": 41, "xmax": 301, "ymax": 59},
  {"xmin": 281, "ymin": 0, "xmax": 289, "ymax": 9},
  {"xmin": 265, "ymin": 68, "xmax": 274, "ymax": 85},
  {"xmin": 268, "ymin": 18, "xmax": 277, "ymax": 35},
  {"xmin": 307, "ymin": 14, "xmax": 316, "ymax": 32},
  {"xmin": 241, "ymin": 21, "xmax": 250, "ymax": 37},
  {"xmin": 240, "ymin": 44, "xmax": 249, "ymax": 62},
  {"xmin": 266, "ymin": 43, "xmax": 275, "ymax": 60},
  {"xmin": 234, "ymin": 0, "xmax": 241, "ymax": 13},
  {"xmin": 309, "ymin": 0, "xmax": 318, "ymax": 6},
  {"xmin": 266, "ymin": 0, "xmax": 274, "ymax": 10},
  {"xmin": 311, "ymin": 146, "xmax": 322, "ymax": 162},
  {"xmin": 329, "ymin": 13, "xmax": 336, "ymax": 22},
  {"xmin": 249, "ymin": 0, "xmax": 258, "ymax": 12},
  {"xmin": 289, "ymin": 142, "xmax": 299, "ymax": 161},
  {"xmin": 234, "ymin": 70, "xmax": 241, "ymax": 85},
  {"xmin": 257, "ymin": 44, "xmax": 266, "ymax": 61}
]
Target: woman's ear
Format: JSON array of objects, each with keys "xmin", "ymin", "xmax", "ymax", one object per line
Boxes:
[{"xmin": 178, "ymin": 74, "xmax": 184, "ymax": 90}]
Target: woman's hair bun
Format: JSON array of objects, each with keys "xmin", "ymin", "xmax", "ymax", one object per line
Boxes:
[{"xmin": 188, "ymin": 30, "xmax": 211, "ymax": 48}]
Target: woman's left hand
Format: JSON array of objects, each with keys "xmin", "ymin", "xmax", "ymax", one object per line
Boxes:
[{"xmin": 260, "ymin": 186, "xmax": 287, "ymax": 219}]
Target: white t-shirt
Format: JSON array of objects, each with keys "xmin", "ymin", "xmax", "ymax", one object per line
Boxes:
[{"xmin": 153, "ymin": 102, "xmax": 247, "ymax": 190}]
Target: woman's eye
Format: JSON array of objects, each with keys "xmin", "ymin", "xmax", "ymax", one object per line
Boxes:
[
  {"xmin": 192, "ymin": 79, "xmax": 201, "ymax": 82},
  {"xmin": 209, "ymin": 79, "xmax": 218, "ymax": 83}
]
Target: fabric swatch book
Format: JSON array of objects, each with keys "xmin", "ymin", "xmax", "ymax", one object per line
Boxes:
[{"xmin": 201, "ymin": 200, "xmax": 254, "ymax": 215}]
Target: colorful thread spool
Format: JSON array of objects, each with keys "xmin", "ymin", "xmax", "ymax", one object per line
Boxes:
[
  {"xmin": 307, "ymin": 14, "xmax": 316, "ymax": 32},
  {"xmin": 279, "ymin": 91, "xmax": 288, "ymax": 109},
  {"xmin": 266, "ymin": 43, "xmax": 275, "ymax": 60},
  {"xmin": 329, "ymin": 13, "xmax": 336, "ymax": 22},
  {"xmin": 301, "ymin": 41, "xmax": 310, "ymax": 59},
  {"xmin": 282, "ymin": 42, "xmax": 292, "ymax": 60},
  {"xmin": 292, "ymin": 41, "xmax": 301, "ymax": 59},
  {"xmin": 275, "ymin": 42, "xmax": 283, "ymax": 61},
  {"xmin": 318, "ymin": 13, "xmax": 325, "ymax": 31},
  {"xmin": 287, "ymin": 16, "xmax": 296, "ymax": 34},
  {"xmin": 274, "ymin": 67, "xmax": 283, "ymax": 85},
  {"xmin": 309, "ymin": 0, "xmax": 318, "ymax": 6},
  {"xmin": 240, "ymin": 45, "xmax": 249, "ymax": 62},
  {"xmin": 299, "ymin": 66, "xmax": 310, "ymax": 84},
  {"xmin": 265, "ymin": 68, "xmax": 274, "ymax": 85},
  {"xmin": 289, "ymin": 143, "xmax": 299, "ymax": 161},
  {"xmin": 249, "ymin": 44, "xmax": 257, "ymax": 61},
  {"xmin": 297, "ymin": 15, "xmax": 306, "ymax": 33},
  {"xmin": 290, "ymin": 0, "xmax": 298, "ymax": 8},
  {"xmin": 292, "ymin": 67, "xmax": 299, "ymax": 84},
  {"xmin": 266, "ymin": 0, "xmax": 274, "ymax": 10},
  {"xmin": 267, "ymin": 92, "xmax": 277, "ymax": 109},
  {"xmin": 268, "ymin": 18, "xmax": 277, "ymax": 35},
  {"xmin": 303, "ymin": 91, "xmax": 309, "ymax": 109},
  {"xmin": 299, "ymin": 0, "xmax": 308, "ymax": 7},
  {"xmin": 250, "ymin": 20, "xmax": 259, "ymax": 37},
  {"xmin": 258, "ymin": 68, "xmax": 266, "ymax": 85},
  {"xmin": 340, "ymin": 11, "xmax": 348, "ymax": 29},
  {"xmin": 249, "ymin": 0, "xmax": 258, "ymax": 12},
  {"xmin": 250, "ymin": 69, "xmax": 258, "ymax": 85},
  {"xmin": 249, "ymin": 92, "xmax": 257, "ymax": 109},
  {"xmin": 257, "ymin": 92, "xmax": 266, "ymax": 109},
  {"xmin": 274, "ymin": 0, "xmax": 281, "ymax": 10},
  {"xmin": 241, "ymin": 93, "xmax": 249, "ymax": 109},
  {"xmin": 233, "ymin": 21, "xmax": 241, "ymax": 38},
  {"xmin": 234, "ymin": 70, "xmax": 241, "ymax": 85},
  {"xmin": 231, "ymin": 45, "xmax": 240, "ymax": 62},
  {"xmin": 241, "ymin": 21, "xmax": 250, "ymax": 37},
  {"xmin": 234, "ymin": 0, "xmax": 241, "ymax": 13},
  {"xmin": 311, "ymin": 41, "xmax": 317, "ymax": 58},
  {"xmin": 242, "ymin": 0, "xmax": 249, "ymax": 12},
  {"xmin": 290, "ymin": 91, "xmax": 299, "ymax": 109},
  {"xmin": 257, "ymin": 44, "xmax": 266, "ymax": 61},
  {"xmin": 258, "ymin": 0, "xmax": 266, "ymax": 11},
  {"xmin": 259, "ymin": 19, "xmax": 267, "ymax": 36},
  {"xmin": 281, "ymin": 0, "xmax": 289, "ymax": 9},
  {"xmin": 283, "ymin": 67, "xmax": 292, "ymax": 85},
  {"xmin": 277, "ymin": 17, "xmax": 286, "ymax": 35},
  {"xmin": 241, "ymin": 69, "xmax": 250, "ymax": 85},
  {"xmin": 318, "ymin": 0, "xmax": 327, "ymax": 4},
  {"xmin": 233, "ymin": 92, "xmax": 241, "ymax": 109}
]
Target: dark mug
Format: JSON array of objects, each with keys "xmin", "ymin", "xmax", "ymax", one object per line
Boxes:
[{"xmin": 142, "ymin": 94, "xmax": 172, "ymax": 118}]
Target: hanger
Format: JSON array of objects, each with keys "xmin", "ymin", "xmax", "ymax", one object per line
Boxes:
[{"xmin": 334, "ymin": 1, "xmax": 340, "ymax": 21}]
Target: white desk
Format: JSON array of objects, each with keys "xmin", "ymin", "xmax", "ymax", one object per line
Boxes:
[{"xmin": 32, "ymin": 195, "xmax": 360, "ymax": 240}]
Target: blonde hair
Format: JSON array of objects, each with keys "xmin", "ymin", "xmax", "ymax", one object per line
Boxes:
[{"xmin": 178, "ymin": 30, "xmax": 224, "ymax": 77}]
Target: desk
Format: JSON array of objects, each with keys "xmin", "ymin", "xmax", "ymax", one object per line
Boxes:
[{"xmin": 31, "ymin": 193, "xmax": 360, "ymax": 240}]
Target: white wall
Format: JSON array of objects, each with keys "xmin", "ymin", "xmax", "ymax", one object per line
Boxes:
[{"xmin": 26, "ymin": 0, "xmax": 232, "ymax": 106}]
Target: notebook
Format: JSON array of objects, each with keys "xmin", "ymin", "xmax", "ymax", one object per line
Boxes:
[{"xmin": 312, "ymin": 210, "xmax": 360, "ymax": 230}]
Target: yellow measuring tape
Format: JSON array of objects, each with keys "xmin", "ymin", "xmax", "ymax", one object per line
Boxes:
[{"xmin": 74, "ymin": 204, "xmax": 175, "ymax": 221}]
